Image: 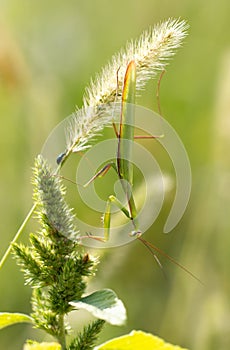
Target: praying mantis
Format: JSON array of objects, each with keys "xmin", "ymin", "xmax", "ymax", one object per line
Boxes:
[{"xmin": 82, "ymin": 60, "xmax": 202, "ymax": 283}]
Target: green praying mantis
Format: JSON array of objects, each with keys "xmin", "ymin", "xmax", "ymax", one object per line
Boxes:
[{"xmin": 81, "ymin": 60, "xmax": 202, "ymax": 283}]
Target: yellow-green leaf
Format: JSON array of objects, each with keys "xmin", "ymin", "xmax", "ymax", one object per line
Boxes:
[
  {"xmin": 0, "ymin": 312, "xmax": 33, "ymax": 330},
  {"xmin": 95, "ymin": 330, "xmax": 189, "ymax": 350},
  {"xmin": 23, "ymin": 342, "xmax": 61, "ymax": 350}
]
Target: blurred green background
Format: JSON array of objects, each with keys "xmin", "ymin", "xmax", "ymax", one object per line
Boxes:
[{"xmin": 0, "ymin": 1, "xmax": 230, "ymax": 349}]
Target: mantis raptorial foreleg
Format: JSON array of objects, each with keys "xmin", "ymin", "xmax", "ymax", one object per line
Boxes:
[
  {"xmin": 83, "ymin": 158, "xmax": 140, "ymax": 242},
  {"xmin": 103, "ymin": 193, "xmax": 138, "ymax": 242}
]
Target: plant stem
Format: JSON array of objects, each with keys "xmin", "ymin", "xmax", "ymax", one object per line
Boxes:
[
  {"xmin": 0, "ymin": 203, "xmax": 37, "ymax": 270},
  {"xmin": 57, "ymin": 314, "xmax": 66, "ymax": 349}
]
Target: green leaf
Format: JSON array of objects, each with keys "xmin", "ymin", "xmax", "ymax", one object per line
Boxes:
[
  {"xmin": 23, "ymin": 342, "xmax": 61, "ymax": 350},
  {"xmin": 95, "ymin": 330, "xmax": 189, "ymax": 350},
  {"xmin": 70, "ymin": 289, "xmax": 126, "ymax": 326},
  {"xmin": 0, "ymin": 312, "xmax": 33, "ymax": 330}
]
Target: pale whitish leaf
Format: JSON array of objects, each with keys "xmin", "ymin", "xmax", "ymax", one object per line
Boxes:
[
  {"xmin": 70, "ymin": 289, "xmax": 126, "ymax": 326},
  {"xmin": 0, "ymin": 312, "xmax": 33, "ymax": 330},
  {"xmin": 23, "ymin": 342, "xmax": 61, "ymax": 350},
  {"xmin": 95, "ymin": 330, "xmax": 189, "ymax": 350}
]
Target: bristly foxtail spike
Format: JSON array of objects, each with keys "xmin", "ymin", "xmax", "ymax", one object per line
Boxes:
[{"xmin": 65, "ymin": 19, "xmax": 188, "ymax": 161}]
